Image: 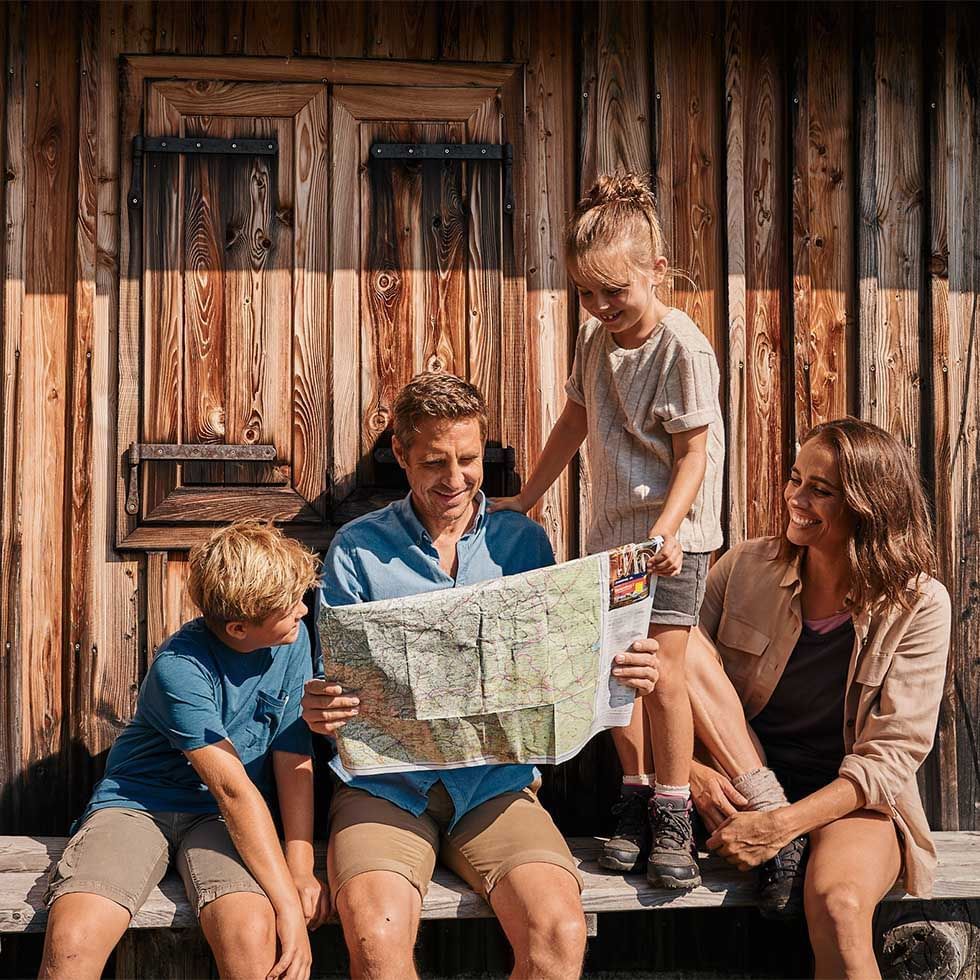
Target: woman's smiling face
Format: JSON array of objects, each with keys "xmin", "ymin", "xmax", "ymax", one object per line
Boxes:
[{"xmin": 784, "ymin": 438, "xmax": 856, "ymax": 553}]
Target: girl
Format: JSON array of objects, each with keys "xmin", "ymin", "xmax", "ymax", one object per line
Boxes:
[{"xmin": 493, "ymin": 173, "xmax": 725, "ymax": 888}]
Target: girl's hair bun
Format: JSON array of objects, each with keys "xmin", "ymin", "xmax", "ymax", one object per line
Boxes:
[{"xmin": 582, "ymin": 171, "xmax": 656, "ymax": 209}]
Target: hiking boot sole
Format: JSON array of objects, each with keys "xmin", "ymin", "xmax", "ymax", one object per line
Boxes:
[
  {"xmin": 646, "ymin": 870, "xmax": 702, "ymax": 889},
  {"xmin": 598, "ymin": 851, "xmax": 644, "ymax": 873}
]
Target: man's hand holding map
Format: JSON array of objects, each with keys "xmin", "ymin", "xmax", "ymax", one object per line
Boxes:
[{"xmin": 317, "ymin": 540, "xmax": 662, "ymax": 775}]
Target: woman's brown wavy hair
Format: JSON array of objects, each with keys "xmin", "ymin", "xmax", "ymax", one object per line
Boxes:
[{"xmin": 779, "ymin": 418, "xmax": 936, "ymax": 611}]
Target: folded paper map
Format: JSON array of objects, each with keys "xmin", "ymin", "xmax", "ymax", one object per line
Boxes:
[{"xmin": 318, "ymin": 540, "xmax": 661, "ymax": 775}]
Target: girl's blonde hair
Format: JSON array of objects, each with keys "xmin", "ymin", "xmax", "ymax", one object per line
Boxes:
[
  {"xmin": 779, "ymin": 418, "xmax": 936, "ymax": 611},
  {"xmin": 188, "ymin": 519, "xmax": 320, "ymax": 624},
  {"xmin": 565, "ymin": 171, "xmax": 668, "ymax": 288}
]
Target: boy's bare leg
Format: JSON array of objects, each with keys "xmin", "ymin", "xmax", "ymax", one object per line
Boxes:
[
  {"xmin": 490, "ymin": 864, "xmax": 586, "ymax": 980},
  {"xmin": 335, "ymin": 870, "xmax": 422, "ymax": 980},
  {"xmin": 39, "ymin": 893, "xmax": 131, "ymax": 980},
  {"xmin": 199, "ymin": 892, "xmax": 277, "ymax": 979}
]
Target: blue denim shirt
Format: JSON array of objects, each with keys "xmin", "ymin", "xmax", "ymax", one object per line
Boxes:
[{"xmin": 316, "ymin": 492, "xmax": 555, "ymax": 828}]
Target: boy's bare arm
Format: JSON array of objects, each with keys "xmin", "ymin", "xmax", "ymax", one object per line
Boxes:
[
  {"xmin": 185, "ymin": 741, "xmax": 312, "ymax": 980},
  {"xmin": 648, "ymin": 425, "xmax": 709, "ymax": 575},
  {"xmin": 273, "ymin": 750, "xmax": 330, "ymax": 929},
  {"xmin": 491, "ymin": 399, "xmax": 588, "ymax": 512}
]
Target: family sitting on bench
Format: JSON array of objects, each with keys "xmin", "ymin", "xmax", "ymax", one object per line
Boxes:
[{"xmin": 40, "ymin": 175, "xmax": 951, "ymax": 980}]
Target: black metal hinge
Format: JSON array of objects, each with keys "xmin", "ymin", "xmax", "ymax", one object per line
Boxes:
[
  {"xmin": 370, "ymin": 142, "xmax": 514, "ymax": 215},
  {"xmin": 125, "ymin": 442, "xmax": 277, "ymax": 515},
  {"xmin": 128, "ymin": 135, "xmax": 279, "ymax": 209}
]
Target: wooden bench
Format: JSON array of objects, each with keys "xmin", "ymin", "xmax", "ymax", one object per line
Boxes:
[{"xmin": 3, "ymin": 834, "xmax": 979, "ymax": 975}]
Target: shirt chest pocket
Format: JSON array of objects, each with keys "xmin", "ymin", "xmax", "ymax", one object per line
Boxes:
[
  {"xmin": 854, "ymin": 649, "xmax": 893, "ymax": 688},
  {"xmin": 244, "ymin": 690, "xmax": 289, "ymax": 752},
  {"xmin": 716, "ymin": 612, "xmax": 771, "ymax": 680}
]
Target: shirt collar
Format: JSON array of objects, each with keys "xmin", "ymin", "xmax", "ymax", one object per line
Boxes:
[{"xmin": 393, "ymin": 491, "xmax": 487, "ymax": 547}]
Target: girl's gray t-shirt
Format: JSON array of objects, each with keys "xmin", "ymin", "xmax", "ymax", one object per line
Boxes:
[{"xmin": 566, "ymin": 308, "xmax": 725, "ymax": 554}]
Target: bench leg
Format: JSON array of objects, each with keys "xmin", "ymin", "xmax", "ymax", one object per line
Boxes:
[
  {"xmin": 585, "ymin": 913, "xmax": 598, "ymax": 938},
  {"xmin": 875, "ymin": 899, "xmax": 980, "ymax": 980}
]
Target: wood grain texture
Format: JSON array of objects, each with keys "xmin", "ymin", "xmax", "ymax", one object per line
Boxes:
[
  {"xmin": 368, "ymin": 0, "xmax": 438, "ymax": 60},
  {"xmin": 578, "ymin": 0, "xmax": 653, "ymax": 556},
  {"xmin": 791, "ymin": 1, "xmax": 854, "ymax": 437},
  {"xmin": 330, "ymin": 85, "xmax": 493, "ymax": 122},
  {"xmin": 226, "ymin": 0, "xmax": 296, "ymax": 57},
  {"xmin": 152, "ymin": 0, "xmax": 227, "ymax": 56},
  {"xmin": 439, "ymin": 1, "xmax": 511, "ymax": 62},
  {"xmin": 931, "ymin": 2, "xmax": 980, "ymax": 833},
  {"xmin": 291, "ymin": 86, "xmax": 330, "ymax": 515},
  {"xmin": 513, "ymin": 2, "xmax": 574, "ymax": 561},
  {"xmin": 857, "ymin": 1, "xmax": 924, "ymax": 455},
  {"xmin": 16, "ymin": 1, "xmax": 80, "ymax": 832},
  {"xmin": 725, "ymin": 1, "xmax": 789, "ymax": 543},
  {"xmin": 299, "ymin": 0, "xmax": 367, "ymax": 57},
  {"xmin": 6, "ymin": 833, "xmax": 980, "ymax": 932},
  {"xmin": 652, "ymin": 0, "xmax": 726, "ymax": 357},
  {"xmin": 0, "ymin": 0, "xmax": 24, "ymax": 831}
]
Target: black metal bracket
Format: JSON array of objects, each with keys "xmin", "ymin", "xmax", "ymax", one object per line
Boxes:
[
  {"xmin": 125, "ymin": 441, "xmax": 277, "ymax": 515},
  {"xmin": 370, "ymin": 142, "xmax": 514, "ymax": 215},
  {"xmin": 129, "ymin": 135, "xmax": 279, "ymax": 209}
]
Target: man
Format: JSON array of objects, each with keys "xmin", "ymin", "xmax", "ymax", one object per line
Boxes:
[{"xmin": 303, "ymin": 372, "xmax": 660, "ymax": 980}]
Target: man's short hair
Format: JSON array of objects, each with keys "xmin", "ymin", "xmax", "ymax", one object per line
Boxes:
[
  {"xmin": 187, "ymin": 520, "xmax": 319, "ymax": 624},
  {"xmin": 392, "ymin": 372, "xmax": 489, "ymax": 448}
]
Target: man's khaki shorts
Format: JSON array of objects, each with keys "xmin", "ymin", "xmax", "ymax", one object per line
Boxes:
[
  {"xmin": 45, "ymin": 807, "xmax": 265, "ymax": 916},
  {"xmin": 327, "ymin": 781, "xmax": 583, "ymax": 901}
]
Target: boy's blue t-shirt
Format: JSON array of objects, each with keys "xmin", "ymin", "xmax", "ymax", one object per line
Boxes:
[{"xmin": 85, "ymin": 618, "xmax": 313, "ymax": 818}]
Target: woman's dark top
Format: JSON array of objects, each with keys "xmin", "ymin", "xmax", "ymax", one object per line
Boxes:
[{"xmin": 753, "ymin": 617, "xmax": 854, "ymax": 790}]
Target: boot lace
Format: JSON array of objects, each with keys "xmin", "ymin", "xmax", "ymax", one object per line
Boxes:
[
  {"xmin": 610, "ymin": 792, "xmax": 650, "ymax": 842},
  {"xmin": 760, "ymin": 834, "xmax": 808, "ymax": 886},
  {"xmin": 651, "ymin": 801, "xmax": 693, "ymax": 851}
]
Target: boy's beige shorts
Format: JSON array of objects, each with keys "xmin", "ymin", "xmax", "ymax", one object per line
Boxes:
[{"xmin": 45, "ymin": 807, "xmax": 265, "ymax": 915}]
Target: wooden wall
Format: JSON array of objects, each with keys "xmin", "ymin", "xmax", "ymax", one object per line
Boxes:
[{"xmin": 0, "ymin": 1, "xmax": 978, "ymax": 974}]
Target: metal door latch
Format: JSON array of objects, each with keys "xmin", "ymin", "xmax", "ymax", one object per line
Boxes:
[
  {"xmin": 370, "ymin": 142, "xmax": 515, "ymax": 214},
  {"xmin": 125, "ymin": 442, "xmax": 277, "ymax": 515}
]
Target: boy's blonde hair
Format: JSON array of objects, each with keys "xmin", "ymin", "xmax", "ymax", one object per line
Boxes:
[
  {"xmin": 392, "ymin": 372, "xmax": 488, "ymax": 448},
  {"xmin": 566, "ymin": 171, "xmax": 669, "ymax": 289},
  {"xmin": 187, "ymin": 520, "xmax": 320, "ymax": 624}
]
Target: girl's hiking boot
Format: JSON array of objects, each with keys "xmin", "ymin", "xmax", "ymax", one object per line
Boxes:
[
  {"xmin": 757, "ymin": 834, "xmax": 809, "ymax": 920},
  {"xmin": 646, "ymin": 795, "xmax": 702, "ymax": 889},
  {"xmin": 599, "ymin": 786, "xmax": 652, "ymax": 872}
]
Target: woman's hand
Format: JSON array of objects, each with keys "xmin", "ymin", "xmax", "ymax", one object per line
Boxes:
[
  {"xmin": 488, "ymin": 494, "xmax": 529, "ymax": 514},
  {"xmin": 290, "ymin": 870, "xmax": 331, "ymax": 930},
  {"xmin": 689, "ymin": 761, "xmax": 748, "ymax": 833},
  {"xmin": 706, "ymin": 810, "xmax": 789, "ymax": 871},
  {"xmin": 611, "ymin": 638, "xmax": 660, "ymax": 695},
  {"xmin": 647, "ymin": 531, "xmax": 683, "ymax": 577},
  {"xmin": 301, "ymin": 679, "xmax": 359, "ymax": 735}
]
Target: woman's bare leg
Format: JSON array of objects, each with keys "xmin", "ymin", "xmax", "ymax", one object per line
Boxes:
[
  {"xmin": 686, "ymin": 627, "xmax": 765, "ymax": 777},
  {"xmin": 804, "ymin": 809, "xmax": 902, "ymax": 979}
]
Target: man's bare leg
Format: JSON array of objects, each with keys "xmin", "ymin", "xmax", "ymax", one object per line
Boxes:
[{"xmin": 39, "ymin": 893, "xmax": 130, "ymax": 980}]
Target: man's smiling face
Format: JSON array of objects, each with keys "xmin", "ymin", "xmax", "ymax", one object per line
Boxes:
[{"xmin": 392, "ymin": 415, "xmax": 484, "ymax": 532}]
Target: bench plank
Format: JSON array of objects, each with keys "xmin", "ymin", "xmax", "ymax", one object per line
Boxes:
[{"xmin": 3, "ymin": 833, "xmax": 980, "ymax": 934}]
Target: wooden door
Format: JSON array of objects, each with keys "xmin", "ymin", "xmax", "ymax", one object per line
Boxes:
[{"xmin": 117, "ymin": 60, "xmax": 530, "ymax": 550}]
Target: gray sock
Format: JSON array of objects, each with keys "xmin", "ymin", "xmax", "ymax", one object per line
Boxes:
[{"xmin": 732, "ymin": 767, "xmax": 790, "ymax": 811}]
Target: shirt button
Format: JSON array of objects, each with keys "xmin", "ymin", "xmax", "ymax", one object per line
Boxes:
[{"xmin": 846, "ymin": 718, "xmax": 855, "ymax": 728}]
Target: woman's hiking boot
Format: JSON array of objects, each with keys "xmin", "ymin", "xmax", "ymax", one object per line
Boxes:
[
  {"xmin": 599, "ymin": 786, "xmax": 652, "ymax": 872},
  {"xmin": 757, "ymin": 834, "xmax": 809, "ymax": 920},
  {"xmin": 646, "ymin": 796, "xmax": 702, "ymax": 889}
]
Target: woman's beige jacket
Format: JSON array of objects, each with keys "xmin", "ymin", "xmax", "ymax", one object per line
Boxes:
[{"xmin": 698, "ymin": 536, "xmax": 952, "ymax": 897}]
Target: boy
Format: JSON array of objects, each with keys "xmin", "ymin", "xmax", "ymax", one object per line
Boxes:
[{"xmin": 40, "ymin": 521, "xmax": 326, "ymax": 980}]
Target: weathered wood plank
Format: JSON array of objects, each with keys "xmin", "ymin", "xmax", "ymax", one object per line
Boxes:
[
  {"xmin": 152, "ymin": 0, "xmax": 226, "ymax": 56},
  {"xmin": 5, "ymin": 834, "xmax": 980, "ymax": 933},
  {"xmin": 725, "ymin": 1, "xmax": 789, "ymax": 544},
  {"xmin": 0, "ymin": 0, "xmax": 24, "ymax": 832},
  {"xmin": 367, "ymin": 0, "xmax": 438, "ymax": 60},
  {"xmin": 298, "ymin": 0, "xmax": 367, "ymax": 57},
  {"xmin": 228, "ymin": 0, "xmax": 296, "ymax": 57},
  {"xmin": 17, "ymin": 0, "xmax": 80, "ymax": 832},
  {"xmin": 578, "ymin": 0, "xmax": 653, "ymax": 557},
  {"xmin": 791, "ymin": 2, "xmax": 854, "ymax": 437},
  {"xmin": 513, "ymin": 2, "xmax": 574, "ymax": 561},
  {"xmin": 439, "ymin": 1, "xmax": 511, "ymax": 62},
  {"xmin": 931, "ymin": 2, "xmax": 980, "ymax": 833},
  {"xmin": 652, "ymin": 0, "xmax": 726, "ymax": 357},
  {"xmin": 292, "ymin": 86, "xmax": 330, "ymax": 515},
  {"xmin": 857, "ymin": 1, "xmax": 924, "ymax": 455}
]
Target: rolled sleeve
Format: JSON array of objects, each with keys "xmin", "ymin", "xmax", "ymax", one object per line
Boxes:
[
  {"xmin": 838, "ymin": 583, "xmax": 952, "ymax": 807},
  {"xmin": 564, "ymin": 325, "xmax": 587, "ymax": 406},
  {"xmin": 141, "ymin": 655, "xmax": 226, "ymax": 752},
  {"xmin": 656, "ymin": 349, "xmax": 720, "ymax": 434},
  {"xmin": 697, "ymin": 545, "xmax": 739, "ymax": 643}
]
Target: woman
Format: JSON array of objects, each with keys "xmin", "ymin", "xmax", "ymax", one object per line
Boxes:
[{"xmin": 686, "ymin": 418, "xmax": 951, "ymax": 979}]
